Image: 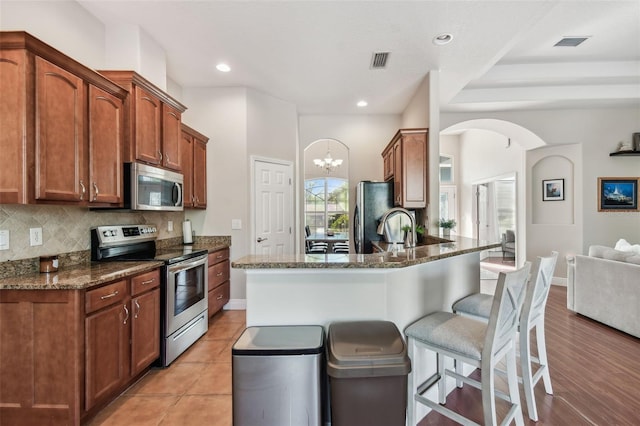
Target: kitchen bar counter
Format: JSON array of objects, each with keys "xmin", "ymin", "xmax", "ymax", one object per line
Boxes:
[
  {"xmin": 233, "ymin": 235, "xmax": 499, "ymax": 269},
  {"xmin": 233, "ymin": 235, "xmax": 500, "ymax": 332}
]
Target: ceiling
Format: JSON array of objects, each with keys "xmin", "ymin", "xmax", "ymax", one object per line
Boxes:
[{"xmin": 78, "ymin": 1, "xmax": 640, "ymax": 115}]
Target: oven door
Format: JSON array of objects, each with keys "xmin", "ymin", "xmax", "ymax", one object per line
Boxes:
[{"xmin": 166, "ymin": 254, "xmax": 208, "ymax": 336}]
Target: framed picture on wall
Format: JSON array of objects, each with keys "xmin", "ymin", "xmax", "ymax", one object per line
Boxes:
[
  {"xmin": 542, "ymin": 178, "xmax": 564, "ymax": 201},
  {"xmin": 598, "ymin": 177, "xmax": 639, "ymax": 212}
]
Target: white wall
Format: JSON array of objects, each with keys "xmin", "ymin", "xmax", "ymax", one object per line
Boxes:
[
  {"xmin": 443, "ymin": 107, "xmax": 640, "ymax": 260},
  {"xmin": 0, "ymin": 0, "xmax": 106, "ymax": 68}
]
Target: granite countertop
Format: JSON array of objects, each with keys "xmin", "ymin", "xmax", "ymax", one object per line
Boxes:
[
  {"xmin": 1, "ymin": 237, "xmax": 231, "ymax": 291},
  {"xmin": 232, "ymin": 235, "xmax": 500, "ymax": 269},
  {"xmin": 0, "ymin": 261, "xmax": 164, "ymax": 290}
]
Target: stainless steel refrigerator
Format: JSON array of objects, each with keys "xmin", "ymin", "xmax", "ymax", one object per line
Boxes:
[{"xmin": 353, "ymin": 181, "xmax": 394, "ymax": 253}]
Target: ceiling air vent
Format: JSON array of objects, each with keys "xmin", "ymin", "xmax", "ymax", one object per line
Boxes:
[
  {"xmin": 370, "ymin": 52, "xmax": 390, "ymax": 69},
  {"xmin": 554, "ymin": 37, "xmax": 590, "ymax": 47}
]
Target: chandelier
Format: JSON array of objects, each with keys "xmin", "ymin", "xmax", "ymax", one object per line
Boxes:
[{"xmin": 313, "ymin": 144, "xmax": 343, "ymax": 174}]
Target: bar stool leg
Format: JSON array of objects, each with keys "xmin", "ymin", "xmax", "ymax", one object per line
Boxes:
[
  {"xmin": 520, "ymin": 324, "xmax": 537, "ymax": 421},
  {"xmin": 481, "ymin": 358, "xmax": 497, "ymax": 426},
  {"xmin": 537, "ymin": 320, "xmax": 553, "ymax": 394},
  {"xmin": 507, "ymin": 346, "xmax": 525, "ymax": 426},
  {"xmin": 406, "ymin": 337, "xmax": 416, "ymax": 426}
]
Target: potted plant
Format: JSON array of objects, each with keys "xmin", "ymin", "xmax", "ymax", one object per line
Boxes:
[
  {"xmin": 401, "ymin": 224, "xmax": 426, "ymax": 246},
  {"xmin": 437, "ymin": 218, "xmax": 456, "ymax": 238}
]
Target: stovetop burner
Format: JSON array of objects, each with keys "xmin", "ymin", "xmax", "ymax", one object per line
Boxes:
[{"xmin": 91, "ymin": 224, "xmax": 207, "ymax": 264}]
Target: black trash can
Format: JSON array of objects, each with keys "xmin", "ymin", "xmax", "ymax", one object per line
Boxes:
[
  {"xmin": 232, "ymin": 325, "xmax": 325, "ymax": 426},
  {"xmin": 327, "ymin": 320, "xmax": 411, "ymax": 426}
]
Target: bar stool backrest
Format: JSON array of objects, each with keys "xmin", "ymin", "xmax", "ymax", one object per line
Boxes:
[
  {"xmin": 484, "ymin": 262, "xmax": 531, "ymax": 361},
  {"xmin": 521, "ymin": 252, "xmax": 558, "ymax": 330}
]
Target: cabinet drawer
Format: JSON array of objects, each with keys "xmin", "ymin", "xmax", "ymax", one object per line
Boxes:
[
  {"xmin": 86, "ymin": 280, "xmax": 128, "ymax": 314},
  {"xmin": 208, "ymin": 260, "xmax": 229, "ymax": 291},
  {"xmin": 208, "ymin": 281, "xmax": 230, "ymax": 317},
  {"xmin": 131, "ymin": 269, "xmax": 161, "ymax": 296},
  {"xmin": 208, "ymin": 248, "xmax": 229, "ymax": 265}
]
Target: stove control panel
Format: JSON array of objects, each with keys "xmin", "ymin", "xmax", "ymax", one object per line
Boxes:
[{"xmin": 93, "ymin": 224, "xmax": 158, "ymax": 247}]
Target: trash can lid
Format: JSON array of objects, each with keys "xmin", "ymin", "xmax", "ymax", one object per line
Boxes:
[
  {"xmin": 327, "ymin": 320, "xmax": 411, "ymax": 378},
  {"xmin": 232, "ymin": 325, "xmax": 325, "ymax": 356}
]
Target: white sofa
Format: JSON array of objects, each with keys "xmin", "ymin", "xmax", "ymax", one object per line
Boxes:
[{"xmin": 567, "ymin": 245, "xmax": 640, "ymax": 338}]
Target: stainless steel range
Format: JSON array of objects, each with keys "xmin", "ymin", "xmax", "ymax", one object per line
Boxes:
[{"xmin": 91, "ymin": 224, "xmax": 208, "ymax": 366}]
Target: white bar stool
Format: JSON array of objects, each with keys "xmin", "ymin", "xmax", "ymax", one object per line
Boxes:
[
  {"xmin": 452, "ymin": 252, "xmax": 558, "ymax": 421},
  {"xmin": 405, "ymin": 262, "xmax": 531, "ymax": 426}
]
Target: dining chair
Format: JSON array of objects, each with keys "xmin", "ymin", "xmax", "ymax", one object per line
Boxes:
[
  {"xmin": 405, "ymin": 262, "xmax": 531, "ymax": 426},
  {"xmin": 304, "ymin": 225, "xmax": 328, "ymax": 253},
  {"xmin": 452, "ymin": 251, "xmax": 558, "ymax": 421}
]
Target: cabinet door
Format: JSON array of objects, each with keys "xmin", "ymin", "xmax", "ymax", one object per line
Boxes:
[
  {"xmin": 85, "ymin": 302, "xmax": 129, "ymax": 411},
  {"xmin": 193, "ymin": 137, "xmax": 207, "ymax": 208},
  {"xmin": 134, "ymin": 87, "xmax": 161, "ymax": 165},
  {"xmin": 401, "ymin": 132, "xmax": 427, "ymax": 208},
  {"xmin": 162, "ymin": 103, "xmax": 182, "ymax": 171},
  {"xmin": 393, "ymin": 140, "xmax": 403, "ymax": 205},
  {"xmin": 180, "ymin": 130, "xmax": 194, "ymax": 207},
  {"xmin": 131, "ymin": 287, "xmax": 160, "ymax": 377},
  {"xmin": 88, "ymin": 85, "xmax": 123, "ymax": 205},
  {"xmin": 382, "ymin": 148, "xmax": 394, "ymax": 181},
  {"xmin": 0, "ymin": 49, "xmax": 28, "ymax": 204},
  {"xmin": 35, "ymin": 57, "xmax": 86, "ymax": 202}
]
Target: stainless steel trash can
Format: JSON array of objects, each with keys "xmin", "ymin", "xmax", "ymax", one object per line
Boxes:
[
  {"xmin": 232, "ymin": 325, "xmax": 325, "ymax": 426},
  {"xmin": 327, "ymin": 320, "xmax": 411, "ymax": 426}
]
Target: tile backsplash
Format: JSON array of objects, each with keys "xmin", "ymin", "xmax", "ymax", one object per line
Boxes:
[{"xmin": 0, "ymin": 204, "xmax": 185, "ymax": 262}]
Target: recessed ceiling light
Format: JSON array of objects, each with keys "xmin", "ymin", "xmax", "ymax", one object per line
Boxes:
[
  {"xmin": 216, "ymin": 63, "xmax": 231, "ymax": 72},
  {"xmin": 433, "ymin": 33, "xmax": 453, "ymax": 46},
  {"xmin": 357, "ymin": 100, "xmax": 368, "ymax": 107}
]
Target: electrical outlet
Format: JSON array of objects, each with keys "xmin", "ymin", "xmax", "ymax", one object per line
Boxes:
[
  {"xmin": 168, "ymin": 220, "xmax": 174, "ymax": 232},
  {"xmin": 0, "ymin": 230, "xmax": 9, "ymax": 250},
  {"xmin": 232, "ymin": 219, "xmax": 242, "ymax": 230},
  {"xmin": 30, "ymin": 227, "xmax": 43, "ymax": 246}
]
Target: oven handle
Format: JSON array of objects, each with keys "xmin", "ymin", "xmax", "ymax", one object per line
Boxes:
[
  {"xmin": 168, "ymin": 255, "xmax": 208, "ymax": 274},
  {"xmin": 172, "ymin": 314, "xmax": 206, "ymax": 341}
]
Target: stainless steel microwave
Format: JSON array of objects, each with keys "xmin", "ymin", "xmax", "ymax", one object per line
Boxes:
[{"xmin": 124, "ymin": 162, "xmax": 184, "ymax": 211}]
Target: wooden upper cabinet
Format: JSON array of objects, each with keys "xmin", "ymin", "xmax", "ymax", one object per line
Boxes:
[
  {"xmin": 0, "ymin": 49, "xmax": 29, "ymax": 204},
  {"xmin": 180, "ymin": 130, "xmax": 194, "ymax": 207},
  {"xmin": 134, "ymin": 86, "xmax": 162, "ymax": 165},
  {"xmin": 88, "ymin": 85, "xmax": 124, "ymax": 205},
  {"xmin": 162, "ymin": 104, "xmax": 182, "ymax": 171},
  {"xmin": 381, "ymin": 128, "xmax": 429, "ymax": 209},
  {"xmin": 35, "ymin": 57, "xmax": 86, "ymax": 202},
  {"xmin": 0, "ymin": 31, "xmax": 127, "ymax": 207},
  {"xmin": 181, "ymin": 123, "xmax": 208, "ymax": 209},
  {"xmin": 99, "ymin": 70, "xmax": 187, "ymax": 172}
]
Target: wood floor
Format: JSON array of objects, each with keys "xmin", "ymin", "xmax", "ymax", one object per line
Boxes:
[{"xmin": 88, "ymin": 286, "xmax": 639, "ymax": 425}]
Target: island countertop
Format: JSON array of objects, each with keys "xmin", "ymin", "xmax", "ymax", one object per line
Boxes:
[{"xmin": 232, "ymin": 235, "xmax": 500, "ymax": 269}]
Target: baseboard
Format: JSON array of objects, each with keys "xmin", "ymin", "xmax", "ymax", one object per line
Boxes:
[
  {"xmin": 223, "ymin": 298, "xmax": 247, "ymax": 310},
  {"xmin": 552, "ymin": 277, "xmax": 567, "ymax": 287}
]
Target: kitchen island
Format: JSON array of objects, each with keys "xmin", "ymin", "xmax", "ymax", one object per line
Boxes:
[{"xmin": 232, "ymin": 235, "xmax": 500, "ymax": 332}]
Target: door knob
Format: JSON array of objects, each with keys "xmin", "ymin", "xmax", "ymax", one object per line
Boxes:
[{"xmin": 257, "ymin": 237, "xmax": 268, "ymax": 243}]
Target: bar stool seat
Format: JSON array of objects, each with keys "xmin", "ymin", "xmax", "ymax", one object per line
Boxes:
[
  {"xmin": 405, "ymin": 263, "xmax": 531, "ymax": 426},
  {"xmin": 452, "ymin": 252, "xmax": 558, "ymax": 422}
]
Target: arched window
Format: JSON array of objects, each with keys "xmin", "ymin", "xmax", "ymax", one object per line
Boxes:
[{"xmin": 304, "ymin": 177, "xmax": 349, "ymax": 235}]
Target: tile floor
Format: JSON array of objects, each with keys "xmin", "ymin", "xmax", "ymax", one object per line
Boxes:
[{"xmin": 88, "ymin": 310, "xmax": 246, "ymax": 426}]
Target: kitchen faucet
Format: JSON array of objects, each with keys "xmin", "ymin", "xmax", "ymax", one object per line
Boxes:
[{"xmin": 376, "ymin": 207, "xmax": 416, "ymax": 248}]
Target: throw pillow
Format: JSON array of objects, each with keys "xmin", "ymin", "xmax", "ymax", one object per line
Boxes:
[{"xmin": 614, "ymin": 239, "xmax": 640, "ymax": 255}]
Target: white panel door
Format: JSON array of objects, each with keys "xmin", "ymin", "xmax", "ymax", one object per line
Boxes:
[{"xmin": 253, "ymin": 159, "xmax": 293, "ymax": 255}]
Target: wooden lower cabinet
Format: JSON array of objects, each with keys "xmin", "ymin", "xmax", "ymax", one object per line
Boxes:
[
  {"xmin": 0, "ymin": 268, "xmax": 161, "ymax": 425},
  {"xmin": 207, "ymin": 248, "xmax": 230, "ymax": 317}
]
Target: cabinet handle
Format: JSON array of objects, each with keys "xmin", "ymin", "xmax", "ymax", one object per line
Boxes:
[
  {"xmin": 123, "ymin": 304, "xmax": 129, "ymax": 325},
  {"xmin": 158, "ymin": 151, "xmax": 163, "ymax": 161},
  {"xmin": 141, "ymin": 278, "xmax": 155, "ymax": 285},
  {"xmin": 100, "ymin": 290, "xmax": 119, "ymax": 300},
  {"xmin": 79, "ymin": 180, "xmax": 86, "ymax": 201},
  {"xmin": 216, "ymin": 254, "xmax": 223, "ymax": 259},
  {"xmin": 92, "ymin": 182, "xmax": 99, "ymax": 201},
  {"xmin": 216, "ymin": 272, "xmax": 224, "ymax": 277},
  {"xmin": 216, "ymin": 294, "xmax": 223, "ymax": 300},
  {"xmin": 134, "ymin": 300, "xmax": 140, "ymax": 319},
  {"xmin": 165, "ymin": 153, "xmax": 170, "ymax": 164}
]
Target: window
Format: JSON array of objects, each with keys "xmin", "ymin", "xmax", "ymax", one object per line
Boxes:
[
  {"xmin": 304, "ymin": 177, "xmax": 349, "ymax": 235},
  {"xmin": 439, "ymin": 155, "xmax": 453, "ymax": 183}
]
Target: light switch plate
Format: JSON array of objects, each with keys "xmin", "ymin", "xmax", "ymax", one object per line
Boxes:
[
  {"xmin": 231, "ymin": 219, "xmax": 242, "ymax": 230},
  {"xmin": 0, "ymin": 230, "xmax": 9, "ymax": 250}
]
